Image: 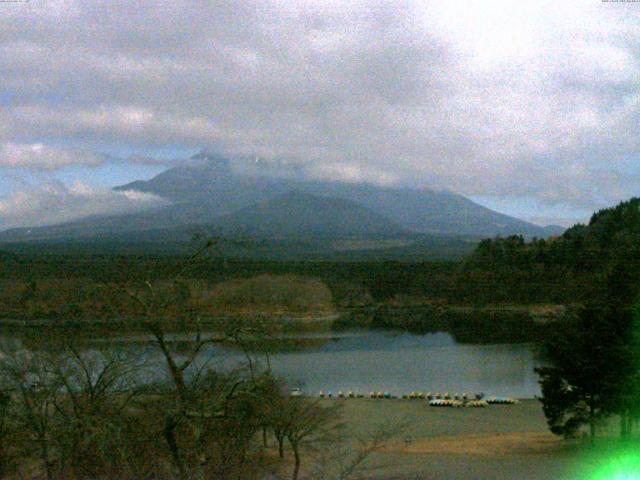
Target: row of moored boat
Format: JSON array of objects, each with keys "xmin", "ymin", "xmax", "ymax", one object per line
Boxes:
[{"xmin": 312, "ymin": 390, "xmax": 518, "ymax": 406}]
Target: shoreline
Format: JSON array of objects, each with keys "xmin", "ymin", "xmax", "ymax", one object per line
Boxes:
[
  {"xmin": 0, "ymin": 302, "xmax": 561, "ymax": 329},
  {"xmin": 0, "ymin": 312, "xmax": 341, "ymax": 328},
  {"xmin": 330, "ymin": 398, "xmax": 587, "ymax": 479}
]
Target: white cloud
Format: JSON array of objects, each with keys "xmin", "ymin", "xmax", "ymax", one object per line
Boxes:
[
  {"xmin": 0, "ymin": 180, "xmax": 167, "ymax": 230},
  {"xmin": 0, "ymin": 143, "xmax": 105, "ymax": 170},
  {"xmin": 0, "ymin": 142, "xmax": 172, "ymax": 170},
  {"xmin": 0, "ymin": 0, "xmax": 638, "ymax": 214}
]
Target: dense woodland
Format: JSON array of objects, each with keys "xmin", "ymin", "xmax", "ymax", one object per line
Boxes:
[
  {"xmin": 466, "ymin": 198, "xmax": 640, "ymax": 301},
  {"xmin": 470, "ymin": 198, "xmax": 640, "ymax": 441},
  {"xmin": 1, "ymin": 198, "xmax": 639, "ymax": 323}
]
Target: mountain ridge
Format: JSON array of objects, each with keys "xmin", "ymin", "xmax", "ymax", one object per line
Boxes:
[
  {"xmin": 114, "ymin": 153, "xmax": 563, "ymax": 237},
  {"xmin": 0, "ymin": 153, "xmax": 564, "ymax": 250}
]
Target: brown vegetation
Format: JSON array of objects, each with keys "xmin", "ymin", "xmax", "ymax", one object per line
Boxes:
[
  {"xmin": 385, "ymin": 432, "xmax": 561, "ymax": 456},
  {"xmin": 0, "ymin": 274, "xmax": 335, "ymax": 324},
  {"xmin": 197, "ymin": 274, "xmax": 335, "ymax": 317}
]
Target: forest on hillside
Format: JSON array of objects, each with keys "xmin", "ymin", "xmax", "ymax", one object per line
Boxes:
[{"xmin": 0, "ymin": 198, "xmax": 639, "ymax": 323}]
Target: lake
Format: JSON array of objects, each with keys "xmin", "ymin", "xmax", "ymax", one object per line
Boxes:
[
  {"xmin": 240, "ymin": 330, "xmax": 543, "ymax": 398},
  {"xmin": 2, "ymin": 328, "xmax": 543, "ymax": 398}
]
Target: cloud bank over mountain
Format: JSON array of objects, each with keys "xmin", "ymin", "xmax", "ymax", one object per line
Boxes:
[
  {"xmin": 0, "ymin": 180, "xmax": 167, "ymax": 230},
  {"xmin": 1, "ymin": 0, "xmax": 638, "ymax": 226}
]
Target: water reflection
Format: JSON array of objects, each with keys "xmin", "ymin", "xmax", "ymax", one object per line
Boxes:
[{"xmin": 0, "ymin": 329, "xmax": 543, "ymax": 398}]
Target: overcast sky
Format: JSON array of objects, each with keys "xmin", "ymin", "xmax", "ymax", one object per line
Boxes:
[{"xmin": 1, "ymin": 0, "xmax": 639, "ymax": 229}]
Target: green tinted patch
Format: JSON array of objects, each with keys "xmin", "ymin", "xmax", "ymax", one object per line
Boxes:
[{"xmin": 582, "ymin": 448, "xmax": 640, "ymax": 480}]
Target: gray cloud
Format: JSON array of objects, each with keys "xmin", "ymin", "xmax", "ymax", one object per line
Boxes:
[
  {"xmin": 0, "ymin": 0, "xmax": 639, "ymax": 216},
  {"xmin": 0, "ymin": 180, "xmax": 167, "ymax": 230},
  {"xmin": 0, "ymin": 143, "xmax": 106, "ymax": 170},
  {"xmin": 0, "ymin": 142, "xmax": 171, "ymax": 170}
]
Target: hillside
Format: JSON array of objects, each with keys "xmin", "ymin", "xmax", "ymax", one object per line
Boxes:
[
  {"xmin": 468, "ymin": 198, "xmax": 640, "ymax": 271},
  {"xmin": 213, "ymin": 191, "xmax": 406, "ymax": 239},
  {"xmin": 115, "ymin": 153, "xmax": 560, "ymax": 238},
  {"xmin": 0, "ymin": 153, "xmax": 563, "ymax": 257},
  {"xmin": 459, "ymin": 197, "xmax": 640, "ymax": 305}
]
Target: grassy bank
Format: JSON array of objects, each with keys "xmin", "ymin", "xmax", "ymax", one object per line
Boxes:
[{"xmin": 323, "ymin": 399, "xmax": 624, "ymax": 479}]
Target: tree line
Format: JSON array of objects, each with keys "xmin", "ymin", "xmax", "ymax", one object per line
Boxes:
[{"xmin": 481, "ymin": 198, "xmax": 640, "ymax": 441}]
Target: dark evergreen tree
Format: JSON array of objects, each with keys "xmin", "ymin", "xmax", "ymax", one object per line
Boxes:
[{"xmin": 536, "ymin": 305, "xmax": 633, "ymax": 440}]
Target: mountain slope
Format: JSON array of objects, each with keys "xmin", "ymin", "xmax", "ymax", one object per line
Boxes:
[
  {"xmin": 295, "ymin": 180, "xmax": 553, "ymax": 237},
  {"xmin": 116, "ymin": 153, "xmax": 290, "ymax": 217},
  {"xmin": 213, "ymin": 191, "xmax": 406, "ymax": 239},
  {"xmin": 117, "ymin": 153, "xmax": 560, "ymax": 238},
  {"xmin": 0, "ymin": 153, "xmax": 563, "ymax": 245}
]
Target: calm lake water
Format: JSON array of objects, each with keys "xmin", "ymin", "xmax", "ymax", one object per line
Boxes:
[
  {"xmin": 245, "ymin": 330, "xmax": 543, "ymax": 398},
  {"xmin": 2, "ymin": 329, "xmax": 544, "ymax": 398}
]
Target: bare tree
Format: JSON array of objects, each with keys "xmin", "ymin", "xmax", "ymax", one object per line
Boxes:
[
  {"xmin": 0, "ymin": 385, "xmax": 12, "ymax": 478},
  {"xmin": 106, "ymin": 240, "xmax": 223, "ymax": 479},
  {"xmin": 0, "ymin": 349, "xmax": 60, "ymax": 480},
  {"xmin": 50, "ymin": 343, "xmax": 143, "ymax": 479},
  {"xmin": 109, "ymin": 239, "xmax": 280, "ymax": 480},
  {"xmin": 0, "ymin": 337, "xmax": 146, "ymax": 480},
  {"xmin": 278, "ymin": 398, "xmax": 343, "ymax": 480}
]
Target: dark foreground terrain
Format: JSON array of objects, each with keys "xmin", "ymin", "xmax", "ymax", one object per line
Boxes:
[{"xmin": 331, "ymin": 399, "xmax": 620, "ymax": 480}]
